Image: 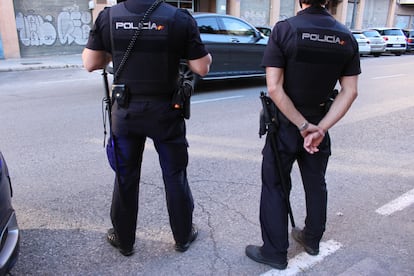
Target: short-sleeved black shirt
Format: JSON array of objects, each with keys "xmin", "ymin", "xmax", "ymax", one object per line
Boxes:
[
  {"xmin": 85, "ymin": 0, "xmax": 208, "ymax": 95},
  {"xmin": 262, "ymin": 6, "xmax": 361, "ymax": 107},
  {"xmin": 86, "ymin": 0, "xmax": 208, "ymax": 61}
]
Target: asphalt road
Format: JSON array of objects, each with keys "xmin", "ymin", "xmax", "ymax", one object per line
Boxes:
[{"xmin": 0, "ymin": 54, "xmax": 413, "ymax": 275}]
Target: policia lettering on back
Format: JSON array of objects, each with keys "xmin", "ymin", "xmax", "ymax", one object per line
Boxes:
[{"xmin": 110, "ymin": 0, "xmax": 164, "ymax": 84}]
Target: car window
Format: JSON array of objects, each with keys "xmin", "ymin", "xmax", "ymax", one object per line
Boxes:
[
  {"xmin": 402, "ymin": 30, "xmax": 413, "ymax": 37},
  {"xmin": 257, "ymin": 27, "xmax": 271, "ymax": 36},
  {"xmin": 196, "ymin": 17, "xmax": 221, "ymax": 34},
  {"xmin": 363, "ymin": 30, "xmax": 380, "ymax": 37},
  {"xmin": 383, "ymin": 29, "xmax": 404, "ymax": 36},
  {"xmin": 221, "ymin": 17, "xmax": 255, "ymax": 37},
  {"xmin": 353, "ymin": 33, "xmax": 364, "ymax": 39}
]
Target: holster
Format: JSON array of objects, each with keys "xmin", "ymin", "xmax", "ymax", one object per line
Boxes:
[
  {"xmin": 172, "ymin": 78, "xmax": 193, "ymax": 119},
  {"xmin": 259, "ymin": 92, "xmax": 279, "ymax": 138},
  {"xmin": 112, "ymin": 84, "xmax": 130, "ymax": 109}
]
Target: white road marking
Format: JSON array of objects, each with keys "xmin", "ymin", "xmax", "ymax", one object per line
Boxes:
[
  {"xmin": 261, "ymin": 240, "xmax": 343, "ymax": 276},
  {"xmin": 375, "ymin": 188, "xmax": 414, "ymax": 216},
  {"xmin": 37, "ymin": 78, "xmax": 93, "ymax": 85},
  {"xmin": 192, "ymin": 95, "xmax": 244, "ymax": 104},
  {"xmin": 371, "ymin": 74, "xmax": 406, "ymax": 80}
]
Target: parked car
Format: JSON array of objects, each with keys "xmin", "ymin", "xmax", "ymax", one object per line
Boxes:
[
  {"xmin": 352, "ymin": 31, "xmax": 371, "ymax": 56},
  {"xmin": 255, "ymin": 26, "xmax": 272, "ymax": 37},
  {"xmin": 402, "ymin": 29, "xmax": 414, "ymax": 52},
  {"xmin": 370, "ymin": 27, "xmax": 407, "ymax": 55},
  {"xmin": 107, "ymin": 13, "xmax": 267, "ymax": 87},
  {"xmin": 180, "ymin": 13, "xmax": 268, "ymax": 85},
  {"xmin": 361, "ymin": 29, "xmax": 386, "ymax": 57},
  {"xmin": 0, "ymin": 151, "xmax": 19, "ymax": 275}
]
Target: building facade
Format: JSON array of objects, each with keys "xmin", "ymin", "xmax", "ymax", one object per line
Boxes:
[{"xmin": 1, "ymin": 0, "xmax": 414, "ymax": 59}]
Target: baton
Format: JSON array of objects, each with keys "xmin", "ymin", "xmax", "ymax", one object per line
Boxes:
[
  {"xmin": 102, "ymin": 68, "xmax": 122, "ymax": 187},
  {"xmin": 260, "ymin": 92, "xmax": 296, "ymax": 228}
]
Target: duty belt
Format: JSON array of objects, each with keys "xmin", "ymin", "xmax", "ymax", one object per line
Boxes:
[
  {"xmin": 129, "ymin": 93, "xmax": 171, "ymax": 102},
  {"xmin": 297, "ymin": 103, "xmax": 326, "ymax": 117}
]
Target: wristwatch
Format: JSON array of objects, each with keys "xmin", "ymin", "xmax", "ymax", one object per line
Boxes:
[{"xmin": 298, "ymin": 121, "xmax": 309, "ymax": 131}]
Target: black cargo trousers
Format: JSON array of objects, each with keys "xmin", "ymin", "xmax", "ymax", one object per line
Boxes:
[
  {"xmin": 259, "ymin": 113, "xmax": 331, "ymax": 262},
  {"xmin": 110, "ymin": 100, "xmax": 194, "ymax": 249}
]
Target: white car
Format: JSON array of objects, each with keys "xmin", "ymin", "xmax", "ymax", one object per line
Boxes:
[
  {"xmin": 361, "ymin": 29, "xmax": 386, "ymax": 57},
  {"xmin": 370, "ymin": 27, "xmax": 407, "ymax": 56},
  {"xmin": 352, "ymin": 31, "xmax": 371, "ymax": 56}
]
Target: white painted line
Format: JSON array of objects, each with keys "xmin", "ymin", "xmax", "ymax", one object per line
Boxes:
[
  {"xmin": 261, "ymin": 240, "xmax": 343, "ymax": 276},
  {"xmin": 38, "ymin": 78, "xmax": 92, "ymax": 84},
  {"xmin": 371, "ymin": 74, "xmax": 406, "ymax": 80},
  {"xmin": 192, "ymin": 95, "xmax": 244, "ymax": 104},
  {"xmin": 375, "ymin": 188, "xmax": 414, "ymax": 216}
]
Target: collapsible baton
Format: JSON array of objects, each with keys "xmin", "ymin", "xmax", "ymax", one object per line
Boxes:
[
  {"xmin": 259, "ymin": 91, "xmax": 296, "ymax": 228},
  {"xmin": 102, "ymin": 68, "xmax": 121, "ymax": 183}
]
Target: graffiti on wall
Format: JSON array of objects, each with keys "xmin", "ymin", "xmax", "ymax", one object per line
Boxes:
[
  {"xmin": 243, "ymin": 10, "xmax": 268, "ymax": 26},
  {"xmin": 15, "ymin": 6, "xmax": 91, "ymax": 47},
  {"xmin": 241, "ymin": 0, "xmax": 269, "ymax": 27}
]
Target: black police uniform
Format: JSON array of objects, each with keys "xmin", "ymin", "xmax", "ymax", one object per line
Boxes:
[
  {"xmin": 259, "ymin": 6, "xmax": 361, "ymax": 262},
  {"xmin": 85, "ymin": 0, "xmax": 208, "ymax": 249}
]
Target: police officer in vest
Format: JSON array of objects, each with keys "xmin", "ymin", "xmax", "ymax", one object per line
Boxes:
[
  {"xmin": 82, "ymin": 0, "xmax": 211, "ymax": 256},
  {"xmin": 245, "ymin": 0, "xmax": 360, "ymax": 269}
]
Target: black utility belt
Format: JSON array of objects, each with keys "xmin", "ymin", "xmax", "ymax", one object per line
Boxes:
[
  {"xmin": 129, "ymin": 93, "xmax": 171, "ymax": 102},
  {"xmin": 297, "ymin": 104, "xmax": 326, "ymax": 117},
  {"xmin": 112, "ymin": 83, "xmax": 172, "ymax": 109},
  {"xmin": 111, "ymin": 82, "xmax": 192, "ymax": 119}
]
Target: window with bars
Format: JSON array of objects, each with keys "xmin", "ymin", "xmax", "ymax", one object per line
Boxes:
[{"xmin": 166, "ymin": 0, "xmax": 194, "ymax": 11}]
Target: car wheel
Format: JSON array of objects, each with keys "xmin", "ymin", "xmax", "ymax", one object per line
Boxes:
[
  {"xmin": 394, "ymin": 52, "xmax": 402, "ymax": 56},
  {"xmin": 373, "ymin": 53, "xmax": 381, "ymax": 57},
  {"xmin": 179, "ymin": 61, "xmax": 199, "ymax": 87}
]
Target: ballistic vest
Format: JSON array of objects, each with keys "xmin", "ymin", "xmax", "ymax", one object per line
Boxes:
[
  {"xmin": 283, "ymin": 8, "xmax": 358, "ymax": 112},
  {"xmin": 110, "ymin": 3, "xmax": 178, "ymax": 97}
]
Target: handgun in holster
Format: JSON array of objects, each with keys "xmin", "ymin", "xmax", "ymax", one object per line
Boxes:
[
  {"xmin": 172, "ymin": 78, "xmax": 193, "ymax": 119},
  {"xmin": 259, "ymin": 91, "xmax": 279, "ymax": 138}
]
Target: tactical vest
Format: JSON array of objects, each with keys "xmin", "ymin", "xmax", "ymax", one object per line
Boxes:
[
  {"xmin": 283, "ymin": 11, "xmax": 357, "ymax": 112},
  {"xmin": 110, "ymin": 3, "xmax": 178, "ymax": 97}
]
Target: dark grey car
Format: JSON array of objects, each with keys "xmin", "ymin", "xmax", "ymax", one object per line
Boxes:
[
  {"xmin": 0, "ymin": 151, "xmax": 19, "ymax": 276},
  {"xmin": 180, "ymin": 13, "xmax": 268, "ymax": 85},
  {"xmin": 403, "ymin": 29, "xmax": 414, "ymax": 52}
]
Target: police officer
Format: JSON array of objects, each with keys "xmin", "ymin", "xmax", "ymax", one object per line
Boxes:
[
  {"xmin": 245, "ymin": 0, "xmax": 360, "ymax": 269},
  {"xmin": 82, "ymin": 0, "xmax": 211, "ymax": 256}
]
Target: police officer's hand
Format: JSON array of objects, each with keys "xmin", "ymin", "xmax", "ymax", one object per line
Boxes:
[
  {"xmin": 299, "ymin": 123, "xmax": 319, "ymax": 139},
  {"xmin": 303, "ymin": 127, "xmax": 325, "ymax": 154}
]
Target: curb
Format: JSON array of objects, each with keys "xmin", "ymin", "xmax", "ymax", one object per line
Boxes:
[
  {"xmin": 0, "ymin": 63, "xmax": 84, "ymax": 72},
  {"xmin": 0, "ymin": 54, "xmax": 84, "ymax": 72}
]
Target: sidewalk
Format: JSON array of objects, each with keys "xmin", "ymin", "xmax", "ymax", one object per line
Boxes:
[{"xmin": 0, "ymin": 54, "xmax": 84, "ymax": 72}]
